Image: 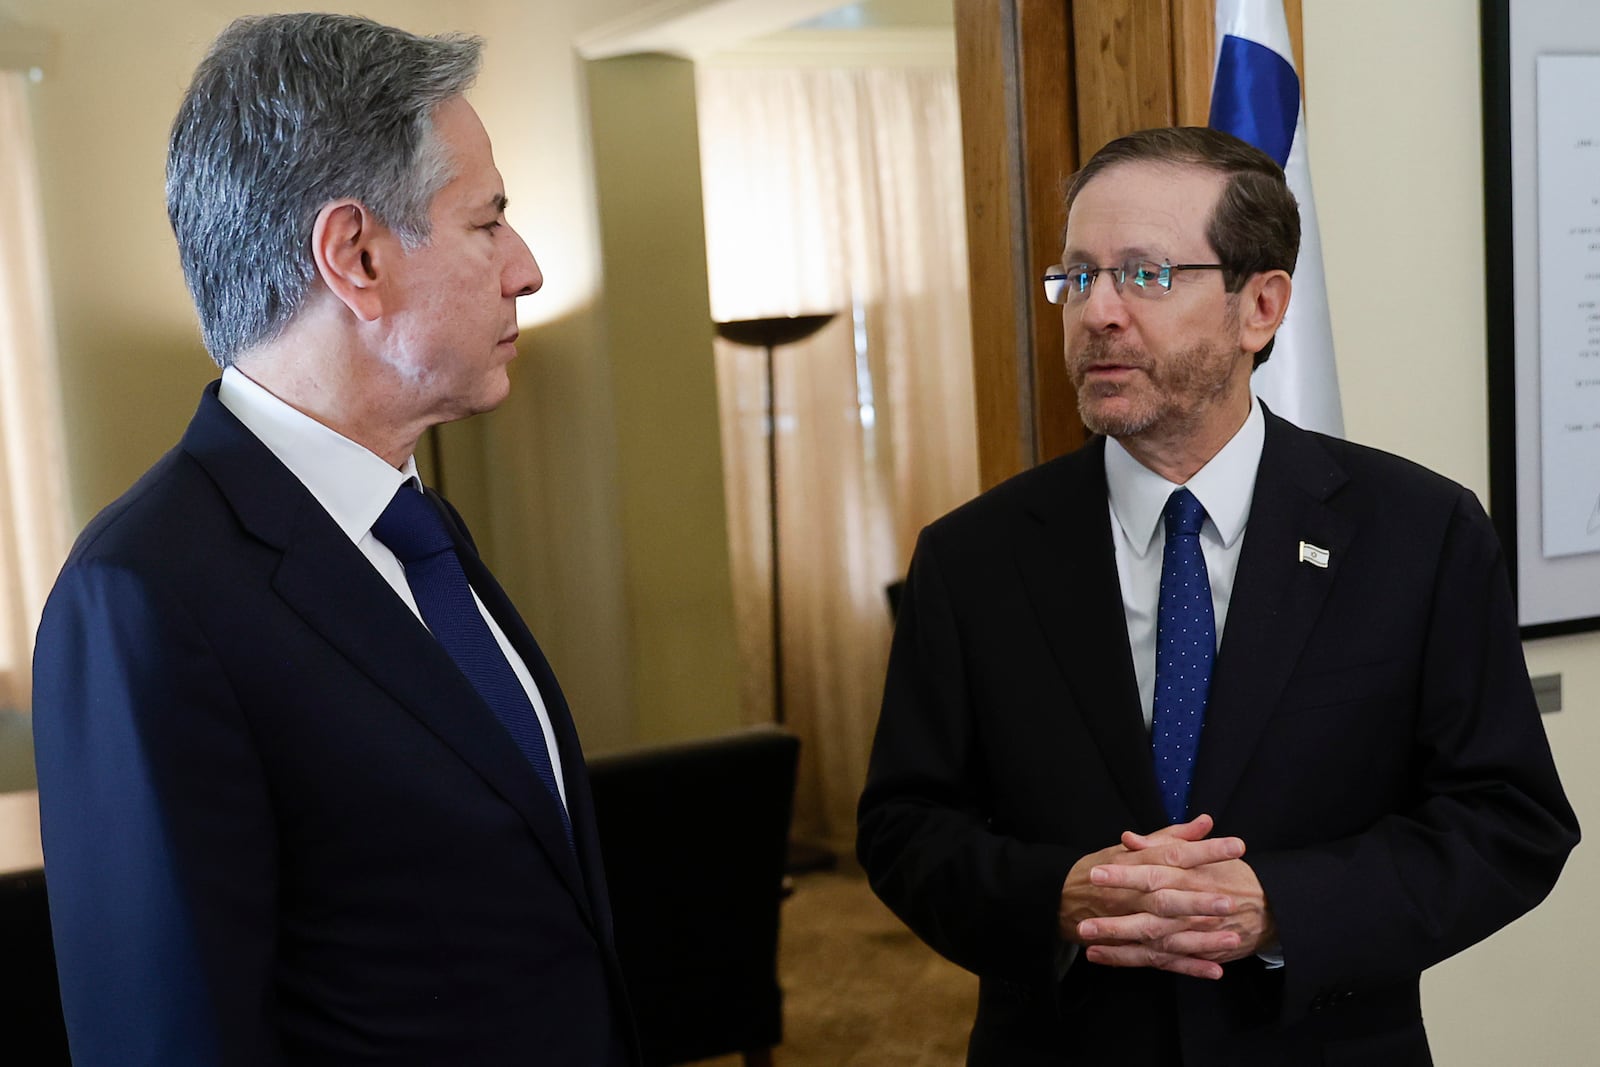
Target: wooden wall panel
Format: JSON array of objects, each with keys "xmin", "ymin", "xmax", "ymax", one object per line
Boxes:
[
  {"xmin": 1016, "ymin": 2, "xmax": 1083, "ymax": 466},
  {"xmin": 1172, "ymin": 0, "xmax": 1215, "ymax": 126},
  {"xmin": 955, "ymin": 0, "xmax": 1082, "ymax": 488},
  {"xmin": 955, "ymin": 0, "xmax": 1032, "ymax": 488},
  {"xmin": 1072, "ymin": 0, "xmax": 1176, "ymax": 161}
]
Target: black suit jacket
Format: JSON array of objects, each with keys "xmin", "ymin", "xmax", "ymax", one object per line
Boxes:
[
  {"xmin": 33, "ymin": 383, "xmax": 636, "ymax": 1066},
  {"xmin": 857, "ymin": 409, "xmax": 1577, "ymax": 1066}
]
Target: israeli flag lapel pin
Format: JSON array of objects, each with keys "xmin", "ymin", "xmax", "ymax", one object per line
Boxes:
[{"xmin": 1298, "ymin": 541, "xmax": 1331, "ymax": 568}]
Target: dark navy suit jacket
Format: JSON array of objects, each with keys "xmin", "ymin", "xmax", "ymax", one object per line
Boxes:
[
  {"xmin": 33, "ymin": 383, "xmax": 635, "ymax": 1066},
  {"xmin": 858, "ymin": 408, "xmax": 1578, "ymax": 1066}
]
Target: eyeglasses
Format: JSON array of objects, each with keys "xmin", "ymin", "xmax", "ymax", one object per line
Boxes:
[{"xmin": 1043, "ymin": 260, "xmax": 1226, "ymax": 305}]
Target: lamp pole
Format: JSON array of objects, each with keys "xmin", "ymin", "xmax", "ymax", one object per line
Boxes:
[{"xmin": 713, "ymin": 314, "xmax": 838, "ymax": 727}]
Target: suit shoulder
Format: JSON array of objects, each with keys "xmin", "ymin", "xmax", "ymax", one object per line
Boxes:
[
  {"xmin": 65, "ymin": 446, "xmax": 228, "ymax": 572},
  {"xmin": 1272, "ymin": 421, "xmax": 1499, "ymax": 570},
  {"xmin": 1304, "ymin": 428, "xmax": 1476, "ymax": 513}
]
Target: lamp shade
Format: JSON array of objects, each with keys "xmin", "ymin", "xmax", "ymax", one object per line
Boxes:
[{"xmin": 714, "ymin": 313, "xmax": 837, "ymax": 349}]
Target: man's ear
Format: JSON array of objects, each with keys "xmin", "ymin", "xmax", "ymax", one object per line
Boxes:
[
  {"xmin": 1237, "ymin": 269, "xmax": 1292, "ymax": 357},
  {"xmin": 310, "ymin": 199, "xmax": 394, "ymax": 323}
]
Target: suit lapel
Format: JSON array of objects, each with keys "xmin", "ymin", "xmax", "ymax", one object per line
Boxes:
[
  {"xmin": 180, "ymin": 385, "xmax": 596, "ymax": 926},
  {"xmin": 1188, "ymin": 412, "xmax": 1351, "ymax": 822},
  {"xmin": 1015, "ymin": 444, "xmax": 1167, "ymax": 828},
  {"xmin": 441, "ymin": 497, "xmax": 616, "ymax": 940}
]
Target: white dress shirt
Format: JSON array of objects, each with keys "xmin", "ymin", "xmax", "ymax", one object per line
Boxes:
[
  {"xmin": 1104, "ymin": 398, "xmax": 1282, "ymax": 966},
  {"xmin": 1105, "ymin": 398, "xmax": 1266, "ymax": 729},
  {"xmin": 218, "ymin": 366, "xmax": 567, "ymax": 806}
]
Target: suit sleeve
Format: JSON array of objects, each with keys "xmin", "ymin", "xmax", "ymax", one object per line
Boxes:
[
  {"xmin": 32, "ymin": 560, "xmax": 284, "ymax": 1067},
  {"xmin": 857, "ymin": 529, "xmax": 1079, "ymax": 984},
  {"xmin": 1247, "ymin": 488, "xmax": 1579, "ymax": 1021}
]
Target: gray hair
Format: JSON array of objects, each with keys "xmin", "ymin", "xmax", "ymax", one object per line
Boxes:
[{"xmin": 166, "ymin": 13, "xmax": 483, "ymax": 366}]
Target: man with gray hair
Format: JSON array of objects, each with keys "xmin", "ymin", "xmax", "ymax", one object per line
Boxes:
[{"xmin": 33, "ymin": 14, "xmax": 635, "ymax": 1064}]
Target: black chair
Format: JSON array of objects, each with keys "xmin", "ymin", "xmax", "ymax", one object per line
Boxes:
[
  {"xmin": 0, "ymin": 867, "xmax": 71, "ymax": 1065},
  {"xmin": 588, "ymin": 726, "xmax": 800, "ymax": 1067}
]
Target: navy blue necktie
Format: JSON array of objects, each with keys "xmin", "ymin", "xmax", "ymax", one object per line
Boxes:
[
  {"xmin": 373, "ymin": 483, "xmax": 573, "ymax": 848},
  {"xmin": 1151, "ymin": 487, "xmax": 1215, "ymax": 824}
]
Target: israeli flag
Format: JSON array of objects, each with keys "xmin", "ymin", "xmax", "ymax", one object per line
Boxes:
[{"xmin": 1210, "ymin": 0, "xmax": 1343, "ymax": 437}]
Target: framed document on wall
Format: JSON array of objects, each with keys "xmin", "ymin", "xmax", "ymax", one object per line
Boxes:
[{"xmin": 1483, "ymin": 0, "xmax": 1600, "ymax": 637}]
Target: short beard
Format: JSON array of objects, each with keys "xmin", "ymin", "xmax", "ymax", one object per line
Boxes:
[{"xmin": 1069, "ymin": 333, "xmax": 1240, "ymax": 440}]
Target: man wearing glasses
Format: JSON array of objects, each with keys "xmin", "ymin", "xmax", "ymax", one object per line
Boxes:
[{"xmin": 858, "ymin": 127, "xmax": 1576, "ymax": 1065}]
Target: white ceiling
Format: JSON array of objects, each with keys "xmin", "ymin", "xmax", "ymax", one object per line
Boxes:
[{"xmin": 578, "ymin": 0, "xmax": 951, "ymax": 60}]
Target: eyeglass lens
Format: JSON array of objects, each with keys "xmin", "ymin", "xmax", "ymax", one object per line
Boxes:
[{"xmin": 1042, "ymin": 260, "xmax": 1172, "ymax": 305}]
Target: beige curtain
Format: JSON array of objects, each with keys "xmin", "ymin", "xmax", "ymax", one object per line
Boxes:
[
  {"xmin": 0, "ymin": 72, "xmax": 72, "ymax": 711},
  {"xmin": 698, "ymin": 64, "xmax": 978, "ymax": 850}
]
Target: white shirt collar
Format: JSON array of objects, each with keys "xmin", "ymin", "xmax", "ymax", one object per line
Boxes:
[
  {"xmin": 1104, "ymin": 397, "xmax": 1266, "ymax": 559},
  {"xmin": 218, "ymin": 365, "xmax": 419, "ymax": 543}
]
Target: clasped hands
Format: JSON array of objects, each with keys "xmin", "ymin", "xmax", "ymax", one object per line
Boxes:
[{"xmin": 1058, "ymin": 813, "xmax": 1275, "ymax": 981}]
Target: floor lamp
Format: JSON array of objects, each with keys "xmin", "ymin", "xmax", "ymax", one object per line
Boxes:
[
  {"xmin": 713, "ymin": 313, "xmax": 838, "ymax": 727},
  {"xmin": 715, "ymin": 313, "xmax": 838, "ymax": 874}
]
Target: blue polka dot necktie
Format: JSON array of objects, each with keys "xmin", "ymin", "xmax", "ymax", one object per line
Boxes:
[
  {"xmin": 372, "ymin": 482, "xmax": 574, "ymax": 850},
  {"xmin": 1151, "ymin": 487, "xmax": 1215, "ymax": 824}
]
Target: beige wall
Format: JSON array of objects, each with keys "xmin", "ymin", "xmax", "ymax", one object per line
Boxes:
[
  {"xmin": 4, "ymin": 0, "xmax": 747, "ymax": 754},
  {"xmin": 1304, "ymin": 0, "xmax": 1594, "ymax": 1059},
  {"xmin": 586, "ymin": 54, "xmax": 742, "ymax": 742}
]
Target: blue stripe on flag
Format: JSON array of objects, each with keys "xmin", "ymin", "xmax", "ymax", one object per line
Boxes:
[{"xmin": 1208, "ymin": 34, "xmax": 1299, "ymax": 167}]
